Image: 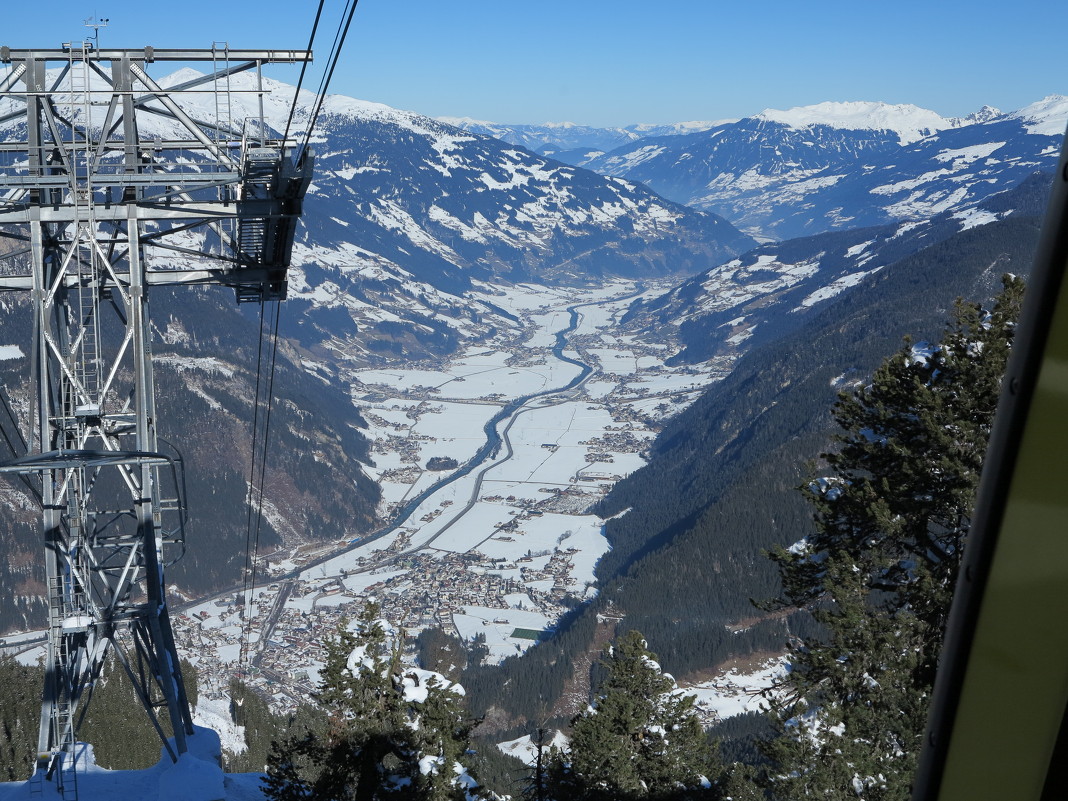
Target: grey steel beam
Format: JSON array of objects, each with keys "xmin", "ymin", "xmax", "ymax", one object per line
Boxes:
[
  {"xmin": 0, "ymin": 141, "xmax": 254, "ymax": 151},
  {"xmin": 0, "ymin": 198, "xmax": 283, "ymax": 223},
  {"xmin": 0, "ymin": 42, "xmax": 314, "ymax": 791},
  {"xmin": 0, "ymin": 449, "xmax": 173, "ymax": 471},
  {"xmin": 0, "ymin": 47, "xmax": 312, "ymax": 63},
  {"xmin": 0, "ymin": 172, "xmax": 242, "ymax": 187},
  {"xmin": 0, "ymin": 267, "xmax": 284, "ymax": 292}
]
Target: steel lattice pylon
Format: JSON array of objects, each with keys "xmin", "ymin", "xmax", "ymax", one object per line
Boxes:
[{"xmin": 0, "ymin": 43, "xmax": 313, "ymax": 792}]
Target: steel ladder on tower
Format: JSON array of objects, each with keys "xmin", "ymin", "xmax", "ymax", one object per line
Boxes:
[
  {"xmin": 29, "ymin": 570, "xmax": 86, "ymax": 800},
  {"xmin": 67, "ymin": 42, "xmax": 102, "ymax": 420}
]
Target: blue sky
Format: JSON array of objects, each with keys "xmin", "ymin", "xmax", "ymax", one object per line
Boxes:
[{"xmin": 6, "ymin": 0, "xmax": 1065, "ymax": 126}]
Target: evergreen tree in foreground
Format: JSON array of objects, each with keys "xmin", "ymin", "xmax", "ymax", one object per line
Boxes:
[
  {"xmin": 546, "ymin": 630, "xmax": 721, "ymax": 801},
  {"xmin": 263, "ymin": 602, "xmax": 490, "ymax": 801},
  {"xmin": 763, "ymin": 276, "xmax": 1024, "ymax": 800},
  {"xmin": 0, "ymin": 652, "xmax": 201, "ymax": 777},
  {"xmin": 79, "ymin": 654, "xmax": 199, "ymax": 770},
  {"xmin": 0, "ymin": 655, "xmax": 40, "ymax": 781}
]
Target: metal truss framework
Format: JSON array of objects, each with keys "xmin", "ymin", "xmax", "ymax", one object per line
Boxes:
[{"xmin": 0, "ymin": 43, "xmax": 312, "ymax": 793}]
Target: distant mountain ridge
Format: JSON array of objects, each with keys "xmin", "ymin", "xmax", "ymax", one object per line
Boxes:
[
  {"xmin": 443, "ymin": 98, "xmax": 1065, "ymax": 242},
  {"xmin": 437, "ymin": 100, "xmax": 995, "ymax": 164},
  {"xmin": 577, "ymin": 97, "xmax": 1068, "ymax": 240},
  {"xmin": 435, "ymin": 117, "xmax": 732, "ymax": 160}
]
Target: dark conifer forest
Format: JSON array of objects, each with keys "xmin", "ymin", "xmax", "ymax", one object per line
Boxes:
[{"xmin": 458, "ymin": 174, "xmax": 1048, "ymax": 737}]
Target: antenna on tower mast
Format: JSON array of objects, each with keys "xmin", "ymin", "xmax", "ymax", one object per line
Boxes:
[{"xmin": 83, "ymin": 16, "xmax": 109, "ymax": 49}]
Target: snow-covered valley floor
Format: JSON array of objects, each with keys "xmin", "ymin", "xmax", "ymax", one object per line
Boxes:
[
  {"xmin": 175, "ymin": 280, "xmax": 737, "ymax": 709},
  {"xmin": 3, "ymin": 279, "xmax": 782, "ymax": 783}
]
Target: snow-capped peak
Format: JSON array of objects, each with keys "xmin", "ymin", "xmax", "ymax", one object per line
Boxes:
[
  {"xmin": 435, "ymin": 115, "xmax": 497, "ymax": 127},
  {"xmin": 1008, "ymin": 94, "xmax": 1068, "ymax": 137},
  {"xmin": 152, "ymin": 67, "xmax": 450, "ymax": 142},
  {"xmin": 951, "ymin": 105, "xmax": 1003, "ymax": 127},
  {"xmin": 755, "ymin": 100, "xmax": 950, "ymax": 144},
  {"xmin": 626, "ymin": 119, "xmax": 737, "ymax": 136}
]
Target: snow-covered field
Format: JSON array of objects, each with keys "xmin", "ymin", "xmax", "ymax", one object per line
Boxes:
[
  {"xmin": 681, "ymin": 658, "xmax": 788, "ymax": 724},
  {"xmin": 169, "ymin": 279, "xmax": 744, "ymax": 715},
  {"xmin": 2, "ymin": 278, "xmax": 780, "ymax": 735}
]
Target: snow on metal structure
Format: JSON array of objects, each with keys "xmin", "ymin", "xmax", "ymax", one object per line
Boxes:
[{"xmin": 0, "ymin": 42, "xmax": 312, "ymax": 795}]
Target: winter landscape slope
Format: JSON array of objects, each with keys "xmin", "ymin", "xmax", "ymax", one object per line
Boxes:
[
  {"xmin": 1, "ymin": 59, "xmax": 1066, "ymax": 797},
  {"xmin": 619, "ymin": 171, "xmax": 1057, "ymax": 366},
  {"xmin": 567, "ymin": 98, "xmax": 1066, "ymax": 240},
  {"xmin": 460, "ymin": 171, "xmax": 1051, "ymax": 735},
  {"xmin": 438, "ymin": 117, "xmax": 729, "ymax": 163}
]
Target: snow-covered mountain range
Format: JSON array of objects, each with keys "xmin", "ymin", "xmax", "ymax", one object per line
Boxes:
[
  {"xmin": 7, "ymin": 67, "xmax": 1061, "ymax": 364},
  {"xmin": 0, "ymin": 65, "xmax": 1063, "ymax": 609},
  {"xmin": 449, "ymin": 101, "xmax": 1007, "ymax": 163},
  {"xmin": 204, "ymin": 83, "xmax": 1063, "ymax": 371},
  {"xmin": 108, "ymin": 68, "xmax": 751, "ymax": 366},
  {"xmin": 557, "ymin": 98, "xmax": 1067, "ymax": 240},
  {"xmin": 287, "ymin": 108, "xmax": 754, "ymax": 367},
  {"xmin": 432, "ymin": 98, "xmax": 1066, "ymax": 241},
  {"xmin": 436, "ymin": 117, "xmax": 730, "ymax": 163}
]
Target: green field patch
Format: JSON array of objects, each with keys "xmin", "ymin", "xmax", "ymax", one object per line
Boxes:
[{"xmin": 511, "ymin": 628, "xmax": 546, "ymax": 641}]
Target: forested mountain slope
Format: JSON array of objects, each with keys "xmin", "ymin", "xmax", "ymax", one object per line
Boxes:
[
  {"xmin": 621, "ymin": 171, "xmax": 1056, "ymax": 366},
  {"xmin": 0, "ymin": 287, "xmax": 381, "ymax": 631},
  {"xmin": 594, "ymin": 175, "xmax": 1049, "ymax": 675},
  {"xmin": 464, "ymin": 172, "xmax": 1050, "ymax": 726}
]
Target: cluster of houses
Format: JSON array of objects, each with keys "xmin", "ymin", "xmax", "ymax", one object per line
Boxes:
[
  {"xmin": 373, "ymin": 432, "xmax": 433, "ymax": 468},
  {"xmin": 176, "ymin": 534, "xmax": 588, "ymax": 714},
  {"xmin": 579, "ymin": 424, "xmax": 651, "ymax": 464},
  {"xmin": 372, "ymin": 552, "xmax": 523, "ymax": 627}
]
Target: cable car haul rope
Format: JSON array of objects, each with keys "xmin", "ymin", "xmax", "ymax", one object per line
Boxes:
[{"xmin": 0, "ymin": 0, "xmax": 362, "ymax": 789}]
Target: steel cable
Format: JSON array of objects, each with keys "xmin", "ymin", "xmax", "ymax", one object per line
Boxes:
[
  {"xmin": 282, "ymin": 0, "xmax": 327, "ymax": 145},
  {"xmin": 298, "ymin": 0, "xmax": 361, "ymax": 164}
]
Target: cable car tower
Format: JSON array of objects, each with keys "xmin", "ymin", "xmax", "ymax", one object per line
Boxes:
[{"xmin": 0, "ymin": 43, "xmax": 313, "ymax": 793}]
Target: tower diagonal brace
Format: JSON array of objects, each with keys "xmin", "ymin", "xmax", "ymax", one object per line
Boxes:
[{"xmin": 0, "ymin": 43, "xmax": 313, "ymax": 787}]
